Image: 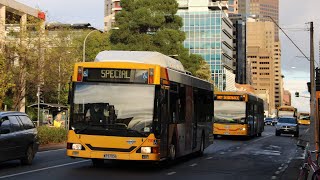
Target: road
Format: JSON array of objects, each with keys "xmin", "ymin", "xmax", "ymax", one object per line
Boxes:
[{"xmin": 0, "ymin": 126, "xmax": 307, "ymax": 180}]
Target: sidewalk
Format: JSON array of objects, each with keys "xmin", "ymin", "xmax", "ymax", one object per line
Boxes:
[
  {"xmin": 279, "ymin": 128, "xmax": 310, "ymax": 180},
  {"xmin": 38, "ymin": 142, "xmax": 66, "ymax": 152}
]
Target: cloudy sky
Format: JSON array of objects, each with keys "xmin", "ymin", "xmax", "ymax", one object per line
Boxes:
[{"xmin": 16, "ymin": 0, "xmax": 319, "ymax": 112}]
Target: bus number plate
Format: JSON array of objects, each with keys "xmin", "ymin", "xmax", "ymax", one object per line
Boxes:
[{"xmin": 104, "ymin": 154, "xmax": 117, "ymax": 159}]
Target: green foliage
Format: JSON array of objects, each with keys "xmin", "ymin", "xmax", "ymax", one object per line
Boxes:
[
  {"xmin": 37, "ymin": 126, "xmax": 67, "ymax": 145},
  {"xmin": 0, "ymin": 53, "xmax": 14, "ymax": 109},
  {"xmin": 110, "ymin": 0, "xmax": 210, "ymax": 78}
]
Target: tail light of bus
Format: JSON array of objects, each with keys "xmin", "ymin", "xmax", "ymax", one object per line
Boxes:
[
  {"xmin": 148, "ymin": 68, "xmax": 154, "ymax": 84},
  {"xmin": 77, "ymin": 66, "xmax": 83, "ymax": 81},
  {"xmin": 152, "ymin": 147, "xmax": 159, "ymax": 154}
]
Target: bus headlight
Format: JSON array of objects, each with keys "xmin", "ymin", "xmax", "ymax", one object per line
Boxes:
[
  {"xmin": 242, "ymin": 127, "xmax": 246, "ymax": 131},
  {"xmin": 72, "ymin": 143, "xmax": 82, "ymax": 150},
  {"xmin": 141, "ymin": 147, "xmax": 151, "ymax": 154}
]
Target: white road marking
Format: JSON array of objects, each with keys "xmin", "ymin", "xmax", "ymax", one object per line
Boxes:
[
  {"xmin": 236, "ymin": 147, "xmax": 240, "ymax": 149},
  {"xmin": 190, "ymin": 163, "xmax": 197, "ymax": 167},
  {"xmin": 167, "ymin": 172, "xmax": 176, "ymax": 176},
  {"xmin": 206, "ymin": 157, "xmax": 213, "ymax": 160},
  {"xmin": 278, "ymin": 167, "xmax": 282, "ymax": 170},
  {"xmin": 254, "ymin": 150, "xmax": 281, "ymax": 156},
  {"xmin": 37, "ymin": 148, "xmax": 66, "ymax": 154},
  {"xmin": 220, "ymin": 152, "xmax": 225, "ymax": 155},
  {"xmin": 251, "ymin": 134, "xmax": 273, "ymax": 143},
  {"xmin": 271, "ymin": 176, "xmax": 277, "ymax": 179},
  {"xmin": 0, "ymin": 160, "xmax": 90, "ymax": 179},
  {"xmin": 275, "ymin": 171, "xmax": 280, "ymax": 175}
]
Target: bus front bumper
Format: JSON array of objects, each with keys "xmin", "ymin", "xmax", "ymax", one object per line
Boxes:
[{"xmin": 67, "ymin": 149, "xmax": 160, "ymax": 161}]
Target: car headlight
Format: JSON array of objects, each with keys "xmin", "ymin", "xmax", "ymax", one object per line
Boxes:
[
  {"xmin": 242, "ymin": 127, "xmax": 246, "ymax": 131},
  {"xmin": 72, "ymin": 143, "xmax": 82, "ymax": 150},
  {"xmin": 141, "ymin": 147, "xmax": 151, "ymax": 154}
]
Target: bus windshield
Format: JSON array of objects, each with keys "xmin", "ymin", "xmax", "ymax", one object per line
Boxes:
[
  {"xmin": 278, "ymin": 111, "xmax": 294, "ymax": 117},
  {"xmin": 71, "ymin": 82, "xmax": 155, "ymax": 137},
  {"xmin": 299, "ymin": 115, "xmax": 310, "ymax": 120},
  {"xmin": 214, "ymin": 101, "xmax": 246, "ymax": 124}
]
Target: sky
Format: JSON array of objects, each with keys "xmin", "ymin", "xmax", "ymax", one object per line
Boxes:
[{"xmin": 16, "ymin": 0, "xmax": 320, "ymax": 112}]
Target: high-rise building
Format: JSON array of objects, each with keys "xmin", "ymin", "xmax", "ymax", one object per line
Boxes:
[
  {"xmin": 104, "ymin": 0, "xmax": 122, "ymax": 31},
  {"xmin": 229, "ymin": 14, "xmax": 247, "ymax": 84},
  {"xmin": 228, "ymin": 0, "xmax": 238, "ymax": 14},
  {"xmin": 283, "ymin": 90, "xmax": 291, "ymax": 106},
  {"xmin": 238, "ymin": 0, "xmax": 250, "ymax": 18},
  {"xmin": 249, "ymin": 0, "xmax": 279, "ymax": 41},
  {"xmin": 247, "ymin": 19, "xmax": 276, "ymax": 113},
  {"xmin": 177, "ymin": 0, "xmax": 235, "ymax": 91},
  {"xmin": 273, "ymin": 41, "xmax": 282, "ymax": 108}
]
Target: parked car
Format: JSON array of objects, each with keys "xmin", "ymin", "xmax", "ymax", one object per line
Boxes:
[
  {"xmin": 0, "ymin": 112, "xmax": 39, "ymax": 165},
  {"xmin": 272, "ymin": 118, "xmax": 278, "ymax": 125},
  {"xmin": 275, "ymin": 117, "xmax": 299, "ymax": 137},
  {"xmin": 264, "ymin": 118, "xmax": 274, "ymax": 125}
]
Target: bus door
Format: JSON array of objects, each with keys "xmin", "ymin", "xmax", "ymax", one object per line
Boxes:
[
  {"xmin": 192, "ymin": 88, "xmax": 198, "ymax": 149},
  {"xmin": 159, "ymin": 86, "xmax": 169, "ymax": 158}
]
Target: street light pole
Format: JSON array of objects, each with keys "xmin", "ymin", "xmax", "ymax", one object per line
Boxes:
[
  {"xmin": 309, "ymin": 22, "xmax": 317, "ymax": 152},
  {"xmin": 83, "ymin": 29, "xmax": 102, "ymax": 62}
]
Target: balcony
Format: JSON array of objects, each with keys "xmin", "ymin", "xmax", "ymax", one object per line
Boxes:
[
  {"xmin": 112, "ymin": 6, "xmax": 122, "ymax": 11},
  {"xmin": 208, "ymin": 2, "xmax": 222, "ymax": 10}
]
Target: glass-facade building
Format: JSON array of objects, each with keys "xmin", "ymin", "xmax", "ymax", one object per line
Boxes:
[{"xmin": 177, "ymin": 10, "xmax": 234, "ymax": 90}]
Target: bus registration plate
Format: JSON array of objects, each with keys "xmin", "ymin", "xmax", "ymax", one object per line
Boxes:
[{"xmin": 104, "ymin": 154, "xmax": 117, "ymax": 159}]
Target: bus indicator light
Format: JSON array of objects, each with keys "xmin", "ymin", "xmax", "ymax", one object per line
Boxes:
[{"xmin": 77, "ymin": 67, "xmax": 83, "ymax": 81}]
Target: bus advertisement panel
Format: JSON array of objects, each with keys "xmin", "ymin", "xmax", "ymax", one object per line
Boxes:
[
  {"xmin": 66, "ymin": 51, "xmax": 214, "ymax": 165},
  {"xmin": 213, "ymin": 92, "xmax": 264, "ymax": 137}
]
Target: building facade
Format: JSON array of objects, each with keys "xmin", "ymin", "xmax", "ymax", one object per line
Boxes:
[
  {"xmin": 283, "ymin": 90, "xmax": 291, "ymax": 106},
  {"xmin": 247, "ymin": 20, "xmax": 276, "ymax": 113},
  {"xmin": 249, "ymin": 0, "xmax": 279, "ymax": 41},
  {"xmin": 273, "ymin": 41, "xmax": 282, "ymax": 108},
  {"xmin": 178, "ymin": 0, "xmax": 235, "ymax": 91},
  {"xmin": 229, "ymin": 14, "xmax": 247, "ymax": 84},
  {"xmin": 104, "ymin": 0, "xmax": 122, "ymax": 31}
]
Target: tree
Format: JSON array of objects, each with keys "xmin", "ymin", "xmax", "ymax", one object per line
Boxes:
[
  {"xmin": 0, "ymin": 52, "xmax": 14, "ymax": 110},
  {"xmin": 110, "ymin": 0, "xmax": 211, "ymax": 79}
]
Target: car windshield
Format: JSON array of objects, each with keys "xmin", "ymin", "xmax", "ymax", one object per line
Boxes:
[
  {"xmin": 265, "ymin": 118, "xmax": 273, "ymax": 121},
  {"xmin": 214, "ymin": 101, "xmax": 246, "ymax": 124},
  {"xmin": 71, "ymin": 82, "xmax": 155, "ymax": 137},
  {"xmin": 278, "ymin": 118, "xmax": 297, "ymax": 124},
  {"xmin": 300, "ymin": 115, "xmax": 310, "ymax": 120}
]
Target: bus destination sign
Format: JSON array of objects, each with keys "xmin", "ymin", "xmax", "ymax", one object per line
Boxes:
[
  {"xmin": 216, "ymin": 95, "xmax": 241, "ymax": 101},
  {"xmin": 83, "ymin": 68, "xmax": 149, "ymax": 83}
]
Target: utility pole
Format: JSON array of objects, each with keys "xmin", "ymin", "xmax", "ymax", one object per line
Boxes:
[
  {"xmin": 309, "ymin": 22, "xmax": 317, "ymax": 152},
  {"xmin": 37, "ymin": 85, "xmax": 40, "ymax": 127}
]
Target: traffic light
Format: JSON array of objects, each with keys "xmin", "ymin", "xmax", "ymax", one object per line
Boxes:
[{"xmin": 295, "ymin": 92, "xmax": 300, "ymax": 97}]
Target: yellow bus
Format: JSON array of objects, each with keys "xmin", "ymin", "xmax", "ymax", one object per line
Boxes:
[
  {"xmin": 213, "ymin": 92, "xmax": 264, "ymax": 137},
  {"xmin": 298, "ymin": 112, "xmax": 310, "ymax": 125},
  {"xmin": 276, "ymin": 106, "xmax": 297, "ymax": 119},
  {"xmin": 67, "ymin": 51, "xmax": 214, "ymax": 165}
]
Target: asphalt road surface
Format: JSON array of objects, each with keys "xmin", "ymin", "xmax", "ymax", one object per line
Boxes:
[{"xmin": 0, "ymin": 125, "xmax": 307, "ymax": 180}]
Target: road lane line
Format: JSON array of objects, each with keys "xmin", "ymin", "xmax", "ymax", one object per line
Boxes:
[
  {"xmin": 37, "ymin": 148, "xmax": 66, "ymax": 154},
  {"xmin": 0, "ymin": 160, "xmax": 90, "ymax": 179},
  {"xmin": 167, "ymin": 172, "xmax": 176, "ymax": 176},
  {"xmin": 189, "ymin": 163, "xmax": 197, "ymax": 167},
  {"xmin": 271, "ymin": 176, "xmax": 277, "ymax": 179},
  {"xmin": 251, "ymin": 134, "xmax": 272, "ymax": 143},
  {"xmin": 206, "ymin": 157, "xmax": 213, "ymax": 160}
]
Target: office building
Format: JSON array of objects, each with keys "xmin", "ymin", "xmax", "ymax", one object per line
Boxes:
[
  {"xmin": 178, "ymin": 0, "xmax": 235, "ymax": 91},
  {"xmin": 247, "ymin": 19, "xmax": 276, "ymax": 113},
  {"xmin": 229, "ymin": 14, "xmax": 247, "ymax": 84},
  {"xmin": 249, "ymin": 0, "xmax": 279, "ymax": 41}
]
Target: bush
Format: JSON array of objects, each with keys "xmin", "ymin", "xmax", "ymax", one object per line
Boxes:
[{"xmin": 37, "ymin": 126, "xmax": 68, "ymax": 145}]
